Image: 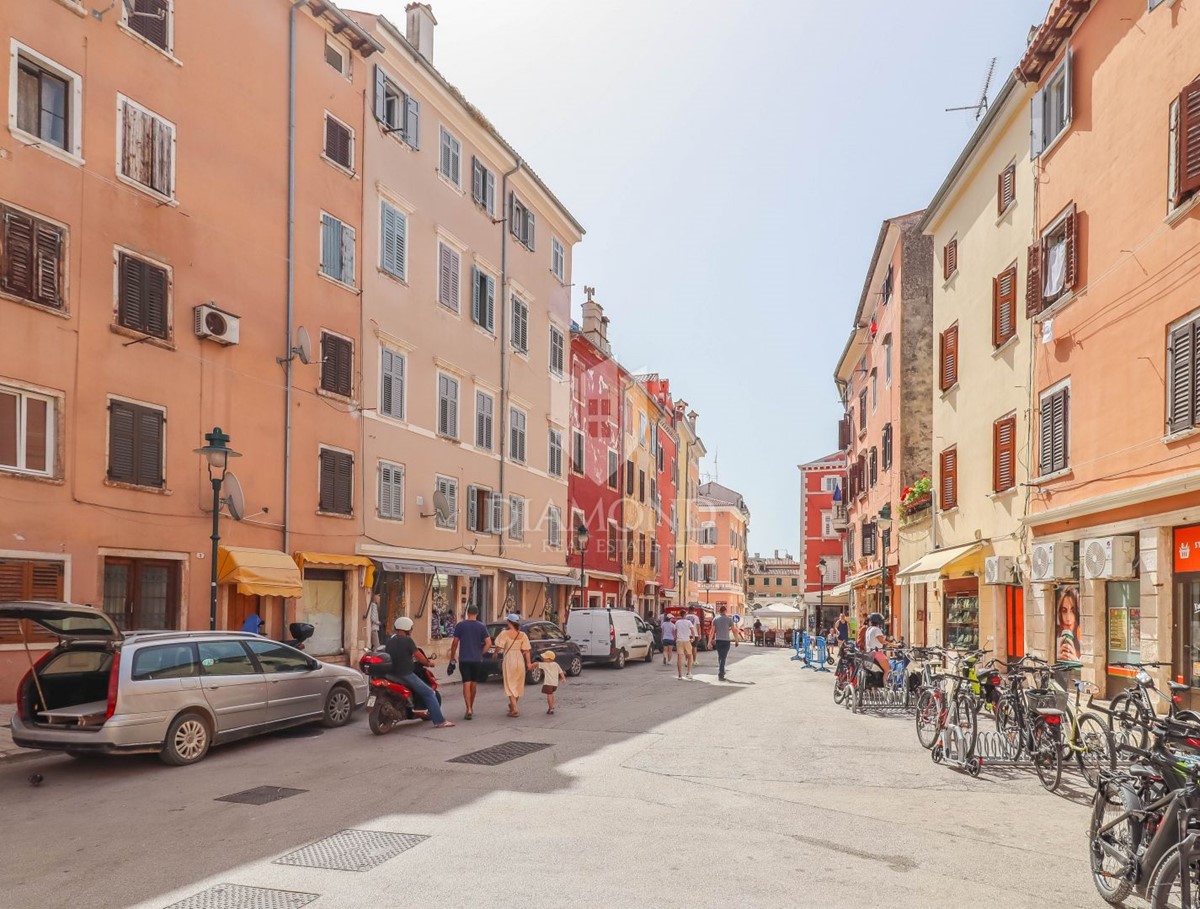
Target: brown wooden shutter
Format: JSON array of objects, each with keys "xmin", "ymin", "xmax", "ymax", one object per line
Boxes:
[
  {"xmin": 939, "ymin": 325, "xmax": 958, "ymax": 390},
  {"xmin": 118, "ymin": 254, "xmax": 143, "ymax": 331},
  {"xmin": 993, "ymin": 416, "xmax": 1016, "ymax": 492},
  {"xmin": 33, "ymin": 222, "xmax": 64, "ymax": 309},
  {"xmin": 145, "ymin": 262, "xmax": 167, "ymax": 336},
  {"xmin": 1053, "ymin": 388, "xmax": 1069, "ymax": 473},
  {"xmin": 998, "ymin": 165, "xmax": 1016, "ymax": 213},
  {"xmin": 131, "ymin": 0, "xmax": 169, "ymax": 49},
  {"xmin": 940, "ymin": 447, "xmax": 957, "ymax": 509},
  {"xmin": 135, "ymin": 406, "xmax": 164, "ymax": 487},
  {"xmin": 1170, "ymin": 322, "xmax": 1197, "ymax": 433},
  {"xmin": 943, "ymin": 240, "xmax": 957, "ymax": 280},
  {"xmin": 1178, "ymin": 78, "xmax": 1200, "ymax": 203},
  {"xmin": 838, "ymin": 416, "xmax": 850, "ymax": 450},
  {"xmin": 992, "ymin": 267, "xmax": 1017, "ymax": 346},
  {"xmin": 319, "ymin": 450, "xmax": 335, "ymax": 512},
  {"xmin": 1063, "ymin": 210, "xmax": 1078, "ymax": 293},
  {"xmin": 1026, "ymin": 242, "xmax": 1043, "ymax": 317},
  {"xmin": 320, "ymin": 334, "xmax": 352, "ymax": 396},
  {"xmin": 2, "ymin": 208, "xmax": 35, "ymax": 300},
  {"xmin": 334, "ymin": 451, "xmax": 353, "ymax": 514},
  {"xmin": 325, "ymin": 117, "xmax": 351, "ymax": 168},
  {"xmin": 108, "ymin": 400, "xmax": 136, "ymax": 483}
]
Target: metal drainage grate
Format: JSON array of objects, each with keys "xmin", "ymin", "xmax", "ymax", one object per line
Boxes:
[
  {"xmin": 216, "ymin": 786, "xmax": 308, "ymax": 806},
  {"xmin": 447, "ymin": 740, "xmax": 552, "ymax": 766},
  {"xmin": 163, "ymin": 883, "xmax": 319, "ymax": 909},
  {"xmin": 274, "ymin": 829, "xmax": 429, "ymax": 872}
]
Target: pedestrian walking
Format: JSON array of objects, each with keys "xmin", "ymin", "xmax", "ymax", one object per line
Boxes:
[
  {"xmin": 674, "ymin": 612, "xmax": 696, "ymax": 679},
  {"xmin": 688, "ymin": 612, "xmax": 701, "ymax": 663},
  {"xmin": 448, "ymin": 604, "xmax": 492, "ymax": 720},
  {"xmin": 492, "ymin": 613, "xmax": 533, "ymax": 717},
  {"xmin": 384, "ymin": 618, "xmax": 455, "ymax": 728},
  {"xmin": 661, "ymin": 612, "xmax": 676, "ymax": 665},
  {"xmin": 752, "ymin": 618, "xmax": 763, "ymax": 646},
  {"xmin": 707, "ymin": 604, "xmax": 741, "ymax": 681},
  {"xmin": 835, "ymin": 614, "xmax": 850, "ymax": 644},
  {"xmin": 532, "ymin": 650, "xmax": 565, "ymax": 714},
  {"xmin": 365, "ymin": 596, "xmax": 382, "ymax": 650}
]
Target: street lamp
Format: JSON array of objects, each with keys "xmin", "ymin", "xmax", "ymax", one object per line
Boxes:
[
  {"xmin": 817, "ymin": 557, "xmax": 827, "ymax": 632},
  {"xmin": 876, "ymin": 503, "xmax": 893, "ymax": 627},
  {"xmin": 575, "ymin": 524, "xmax": 590, "ymax": 612},
  {"xmin": 194, "ymin": 427, "xmax": 241, "ymax": 631},
  {"xmin": 675, "ymin": 560, "xmax": 684, "ymax": 609}
]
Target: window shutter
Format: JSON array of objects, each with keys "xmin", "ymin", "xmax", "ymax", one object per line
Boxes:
[
  {"xmin": 340, "ymin": 223, "xmax": 355, "ymax": 285},
  {"xmin": 1052, "ymin": 389, "xmax": 1069, "ymax": 473},
  {"xmin": 151, "ymin": 116, "xmax": 173, "ymax": 196},
  {"xmin": 998, "ymin": 165, "xmax": 1016, "ymax": 214},
  {"xmin": 526, "ymin": 212, "xmax": 536, "ymax": 250},
  {"xmin": 321, "ymin": 214, "xmax": 340, "ymax": 279},
  {"xmin": 485, "ymin": 274, "xmax": 495, "ymax": 331},
  {"xmin": 381, "ymin": 350, "xmax": 395, "ymax": 416},
  {"xmin": 118, "ymin": 254, "xmax": 145, "ymax": 331},
  {"xmin": 131, "ymin": 0, "xmax": 169, "ymax": 49},
  {"xmin": 472, "ymin": 157, "xmax": 483, "ymax": 205},
  {"xmin": 1063, "ymin": 210, "xmax": 1078, "ymax": 293},
  {"xmin": 108, "ymin": 401, "xmax": 136, "ymax": 483},
  {"xmin": 373, "ymin": 64, "xmax": 386, "ymax": 123},
  {"xmin": 381, "ymin": 204, "xmax": 405, "ymax": 279},
  {"xmin": 447, "ymin": 247, "xmax": 459, "ymax": 311},
  {"xmin": 1177, "ymin": 79, "xmax": 1200, "ymax": 202},
  {"xmin": 994, "ymin": 416, "xmax": 1016, "ymax": 492},
  {"xmin": 145, "ymin": 261, "xmax": 167, "ymax": 337},
  {"xmin": 509, "ymin": 194, "xmax": 519, "ymax": 238},
  {"xmin": 939, "ymin": 325, "xmax": 958, "ymax": 390},
  {"xmin": 943, "ymin": 240, "xmax": 957, "ymax": 280},
  {"xmin": 940, "ymin": 448, "xmax": 957, "ymax": 510},
  {"xmin": 467, "ymin": 484, "xmax": 478, "ymax": 531},
  {"xmin": 319, "ymin": 451, "xmax": 336, "ymax": 512},
  {"xmin": 1170, "ymin": 322, "xmax": 1196, "ymax": 433},
  {"xmin": 1031, "ymin": 88, "xmax": 1046, "ymax": 157},
  {"xmin": 471, "ymin": 266, "xmax": 482, "ymax": 325},
  {"xmin": 135, "ymin": 406, "xmax": 163, "ymax": 487},
  {"xmin": 33, "ymin": 222, "xmax": 63, "ymax": 309},
  {"xmin": 2, "ymin": 209, "xmax": 35, "ymax": 300},
  {"xmin": 994, "ymin": 267, "xmax": 1017, "ymax": 346},
  {"xmin": 491, "ymin": 492, "xmax": 502, "ymax": 534},
  {"xmin": 438, "ymin": 244, "xmax": 455, "ymax": 309},
  {"xmin": 379, "ymin": 464, "xmax": 394, "ymax": 517},
  {"xmin": 335, "ymin": 451, "xmax": 353, "ymax": 514},
  {"xmin": 837, "ymin": 416, "xmax": 850, "ymax": 450},
  {"xmin": 485, "ymin": 171, "xmax": 495, "ymax": 213},
  {"xmin": 404, "ymin": 96, "xmax": 419, "ymax": 148},
  {"xmin": 1026, "ymin": 242, "xmax": 1042, "ymax": 317}
]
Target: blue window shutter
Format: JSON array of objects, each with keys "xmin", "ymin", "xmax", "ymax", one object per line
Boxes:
[
  {"xmin": 373, "ymin": 64, "xmax": 386, "ymax": 122},
  {"xmin": 405, "ymin": 96, "xmax": 419, "ymax": 149}
]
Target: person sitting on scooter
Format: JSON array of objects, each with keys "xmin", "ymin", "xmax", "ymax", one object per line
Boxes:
[
  {"xmin": 385, "ymin": 617, "xmax": 455, "ymax": 729},
  {"xmin": 864, "ymin": 612, "xmax": 891, "ymax": 684}
]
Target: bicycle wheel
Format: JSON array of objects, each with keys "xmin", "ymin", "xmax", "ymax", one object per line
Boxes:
[
  {"xmin": 1076, "ymin": 713, "xmax": 1118, "ymax": 789},
  {"xmin": 995, "ymin": 696, "xmax": 1024, "ymax": 760},
  {"xmin": 951, "ymin": 691, "xmax": 979, "ymax": 758},
  {"xmin": 1148, "ymin": 842, "xmax": 1200, "ymax": 909},
  {"xmin": 852, "ymin": 668, "xmax": 865, "ymax": 714},
  {"xmin": 1109, "ymin": 693, "xmax": 1149, "ymax": 751},
  {"xmin": 915, "ymin": 688, "xmax": 942, "ymax": 750},
  {"xmin": 1089, "ymin": 780, "xmax": 1139, "ymax": 905},
  {"xmin": 1032, "ymin": 717, "xmax": 1064, "ymax": 791},
  {"xmin": 833, "ymin": 667, "xmax": 850, "ymax": 705}
]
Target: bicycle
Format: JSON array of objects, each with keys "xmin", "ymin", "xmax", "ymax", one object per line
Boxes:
[
  {"xmin": 993, "ymin": 656, "xmax": 1071, "ymax": 790},
  {"xmin": 915, "ymin": 670, "xmax": 978, "ymax": 757},
  {"xmin": 1108, "ymin": 661, "xmax": 1199, "ymax": 750},
  {"xmin": 1058, "ymin": 674, "xmax": 1117, "ymax": 790}
]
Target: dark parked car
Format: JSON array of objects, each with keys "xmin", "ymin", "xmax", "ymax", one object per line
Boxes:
[{"xmin": 481, "ymin": 620, "xmax": 583, "ymax": 683}]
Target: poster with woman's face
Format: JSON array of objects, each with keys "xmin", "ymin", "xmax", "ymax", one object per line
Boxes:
[{"xmin": 1056, "ymin": 584, "xmax": 1081, "ymax": 661}]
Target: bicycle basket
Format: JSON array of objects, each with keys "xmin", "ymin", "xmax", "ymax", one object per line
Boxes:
[{"xmin": 1027, "ymin": 688, "xmax": 1068, "ymax": 712}]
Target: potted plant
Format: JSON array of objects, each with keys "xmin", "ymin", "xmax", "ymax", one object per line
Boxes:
[{"xmin": 901, "ymin": 475, "xmax": 933, "ymax": 515}]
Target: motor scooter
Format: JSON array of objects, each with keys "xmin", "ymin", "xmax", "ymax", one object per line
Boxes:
[{"xmin": 357, "ymin": 648, "xmax": 442, "ymax": 735}]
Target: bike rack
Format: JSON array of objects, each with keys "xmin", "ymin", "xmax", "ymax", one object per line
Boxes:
[{"xmin": 852, "ymin": 687, "xmax": 915, "ymax": 711}]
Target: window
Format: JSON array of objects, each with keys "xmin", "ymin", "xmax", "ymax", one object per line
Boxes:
[
  {"xmin": 822, "ymin": 476, "xmax": 840, "ymax": 493},
  {"xmin": 993, "ymin": 265, "xmax": 1018, "ymax": 347},
  {"xmin": 870, "ymin": 369, "xmax": 878, "ymax": 411},
  {"xmin": 548, "ymin": 428, "xmax": 563, "ymax": 478},
  {"xmin": 472, "ymin": 157, "xmax": 496, "ymax": 214},
  {"xmin": 509, "ymin": 495, "xmax": 525, "ymax": 540},
  {"xmin": 651, "ymin": 541, "xmax": 660, "ymax": 570},
  {"xmin": 1169, "ymin": 312, "xmax": 1200, "ymax": 433},
  {"xmin": 380, "ymin": 201, "xmax": 407, "ymax": 281},
  {"xmin": 439, "ymin": 127, "xmax": 461, "ymax": 186},
  {"xmin": 993, "ymin": 415, "xmax": 1017, "ymax": 493},
  {"xmin": 638, "ymin": 469, "xmax": 645, "ymax": 503},
  {"xmin": 882, "ymin": 334, "xmax": 893, "ymax": 385},
  {"xmin": 509, "ymin": 193, "xmax": 536, "ymax": 250},
  {"xmin": 846, "ymin": 531, "xmax": 855, "ymax": 564},
  {"xmin": 701, "ymin": 523, "xmax": 717, "ymax": 545},
  {"xmin": 320, "ymin": 213, "xmax": 355, "ymax": 286},
  {"xmin": 115, "ymin": 251, "xmax": 170, "ymax": 339},
  {"xmin": 323, "ymin": 114, "xmax": 353, "ymax": 169},
  {"xmin": 14, "ymin": 48, "xmax": 78, "ymax": 155},
  {"xmin": 107, "ymin": 399, "xmax": 163, "ymax": 488},
  {"xmin": 607, "ymin": 450, "xmax": 619, "ymax": 489},
  {"xmin": 511, "ymin": 295, "xmax": 529, "ymax": 353},
  {"xmin": 547, "ymin": 506, "xmax": 561, "ymax": 548},
  {"xmin": 471, "ymin": 266, "xmax": 495, "ymax": 332},
  {"xmin": 320, "ymin": 332, "xmax": 353, "ymax": 398},
  {"xmin": 943, "ymin": 238, "xmax": 958, "ymax": 280},
  {"xmin": 325, "ymin": 39, "xmax": 348, "ymax": 75},
  {"xmin": 132, "ymin": 643, "xmax": 196, "ymax": 681},
  {"xmin": 1032, "ymin": 51, "xmax": 1072, "ymax": 156},
  {"xmin": 939, "ymin": 446, "xmax": 958, "ymax": 510},
  {"xmin": 437, "ymin": 242, "xmax": 460, "ymax": 311},
  {"xmin": 318, "ymin": 447, "xmax": 353, "ymax": 514},
  {"xmin": 638, "ymin": 534, "xmax": 646, "ymax": 566},
  {"xmin": 939, "ymin": 323, "xmax": 959, "ymax": 391},
  {"xmin": 1027, "ymin": 205, "xmax": 1077, "ymax": 315},
  {"xmin": 467, "ymin": 485, "xmax": 495, "ymax": 533},
  {"xmin": 437, "ymin": 374, "xmax": 459, "ymax": 438},
  {"xmin": 869, "ymin": 447, "xmax": 878, "ymax": 487},
  {"xmin": 103, "ymin": 557, "xmax": 179, "ymax": 630},
  {"xmin": 373, "ymin": 64, "xmax": 419, "ymax": 149},
  {"xmin": 882, "ymin": 263, "xmax": 894, "ymax": 305},
  {"xmin": 0, "ymin": 204, "xmax": 65, "ymax": 309},
  {"xmin": 246, "ymin": 640, "xmax": 309, "ymax": 673},
  {"xmin": 626, "ymin": 460, "xmax": 634, "ymax": 495},
  {"xmin": 118, "ymin": 96, "xmax": 174, "ymax": 198},
  {"xmin": 858, "ymin": 391, "xmax": 867, "ymax": 430},
  {"xmin": 125, "ymin": 0, "xmax": 171, "ymax": 51},
  {"xmin": 380, "ymin": 348, "xmax": 406, "ymax": 420},
  {"xmin": 509, "ymin": 407, "xmax": 527, "ymax": 463},
  {"xmin": 551, "ymin": 237, "xmax": 565, "ymax": 281},
  {"xmin": 435, "ymin": 475, "xmax": 458, "ymax": 529},
  {"xmin": 475, "ymin": 390, "xmax": 494, "ymax": 450},
  {"xmin": 1169, "ymin": 78, "xmax": 1200, "ymax": 210},
  {"xmin": 881, "ymin": 423, "xmax": 893, "ymax": 471},
  {"xmin": 998, "ymin": 163, "xmax": 1016, "ymax": 213},
  {"xmin": 549, "ymin": 326, "xmax": 565, "ymax": 377},
  {"xmin": 822, "ymin": 511, "xmax": 834, "ymax": 538},
  {"xmin": 197, "ymin": 640, "xmax": 256, "ymax": 677},
  {"xmin": 607, "ymin": 521, "xmax": 619, "ymax": 560},
  {"xmin": 861, "ymin": 521, "xmax": 877, "ymax": 557},
  {"xmin": 379, "ymin": 461, "xmax": 404, "ymax": 520},
  {"xmin": 0, "ymin": 384, "xmax": 55, "ymax": 476},
  {"xmin": 571, "ymin": 429, "xmax": 584, "ymax": 474}
]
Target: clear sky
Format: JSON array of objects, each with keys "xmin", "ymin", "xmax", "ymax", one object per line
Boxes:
[{"xmin": 375, "ymin": 0, "xmax": 1051, "ymax": 556}]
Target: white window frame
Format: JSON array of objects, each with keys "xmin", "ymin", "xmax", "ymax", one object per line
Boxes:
[
  {"xmin": 475, "ymin": 389, "xmax": 495, "ymax": 451},
  {"xmin": 0, "ymin": 381, "xmax": 58, "ymax": 477},
  {"xmin": 322, "ymin": 111, "xmax": 355, "ymax": 173},
  {"xmin": 821, "ymin": 510, "xmax": 834, "ymax": 538},
  {"xmin": 822, "ymin": 475, "xmax": 840, "ymax": 493},
  {"xmin": 325, "ymin": 37, "xmax": 350, "ymax": 77},
  {"xmin": 509, "ymin": 406, "xmax": 527, "ymax": 464},
  {"xmin": 434, "ymin": 474, "xmax": 458, "ymax": 530},
  {"xmin": 437, "ymin": 372, "xmax": 460, "ymax": 439},
  {"xmin": 378, "ymin": 460, "xmax": 404, "ymax": 521},
  {"xmin": 9, "ymin": 42, "xmax": 84, "ymax": 164},
  {"xmin": 701, "ymin": 522, "xmax": 717, "ymax": 546},
  {"xmin": 379, "ymin": 199, "xmax": 408, "ymax": 282},
  {"xmin": 115, "ymin": 94, "xmax": 176, "ymax": 202},
  {"xmin": 439, "ymin": 125, "xmax": 461, "ymax": 187},
  {"xmin": 379, "ymin": 347, "xmax": 406, "ymax": 422},
  {"xmin": 549, "ymin": 325, "xmax": 565, "ymax": 377},
  {"xmin": 1040, "ymin": 203, "xmax": 1075, "ymax": 305},
  {"xmin": 551, "ymin": 236, "xmax": 565, "ymax": 282},
  {"xmin": 1032, "ymin": 50, "xmax": 1073, "ymax": 157},
  {"xmin": 548, "ymin": 427, "xmax": 563, "ymax": 478},
  {"xmin": 319, "ymin": 211, "xmax": 356, "ymax": 287}
]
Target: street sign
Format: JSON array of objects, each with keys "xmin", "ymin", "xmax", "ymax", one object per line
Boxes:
[{"xmin": 732, "ymin": 614, "xmax": 742, "ymax": 624}]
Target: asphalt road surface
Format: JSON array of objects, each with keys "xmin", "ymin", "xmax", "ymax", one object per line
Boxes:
[{"xmin": 1, "ymin": 646, "xmax": 1098, "ymax": 909}]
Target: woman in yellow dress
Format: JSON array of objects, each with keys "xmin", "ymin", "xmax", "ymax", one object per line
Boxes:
[{"xmin": 493, "ymin": 613, "xmax": 533, "ymax": 717}]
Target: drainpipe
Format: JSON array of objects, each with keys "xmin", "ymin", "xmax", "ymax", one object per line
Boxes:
[
  {"xmin": 679, "ymin": 443, "xmax": 689, "ymax": 607},
  {"xmin": 498, "ymin": 160, "xmax": 522, "ymax": 559}
]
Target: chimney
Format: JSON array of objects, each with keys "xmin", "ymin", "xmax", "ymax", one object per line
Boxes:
[
  {"xmin": 406, "ymin": 3, "xmax": 437, "ymax": 64},
  {"xmin": 582, "ymin": 298, "xmax": 610, "ymax": 356},
  {"xmin": 774, "ymin": 549, "xmax": 779, "ymax": 559}
]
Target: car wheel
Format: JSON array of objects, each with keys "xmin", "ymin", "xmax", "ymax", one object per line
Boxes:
[
  {"xmin": 160, "ymin": 712, "xmax": 212, "ymax": 766},
  {"xmin": 528, "ymin": 667, "xmax": 544, "ymax": 685},
  {"xmin": 644, "ymin": 644, "xmax": 654, "ymax": 663},
  {"xmin": 567, "ymin": 655, "xmax": 583, "ymax": 677},
  {"xmin": 321, "ymin": 685, "xmax": 354, "ymax": 728},
  {"xmin": 613, "ymin": 650, "xmax": 626, "ymax": 670}
]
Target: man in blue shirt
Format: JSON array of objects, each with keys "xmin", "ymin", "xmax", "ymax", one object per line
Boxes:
[{"xmin": 449, "ymin": 605, "xmax": 492, "ymax": 720}]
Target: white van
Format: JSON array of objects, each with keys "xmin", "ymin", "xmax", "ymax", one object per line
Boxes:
[{"xmin": 566, "ymin": 608, "xmax": 655, "ymax": 669}]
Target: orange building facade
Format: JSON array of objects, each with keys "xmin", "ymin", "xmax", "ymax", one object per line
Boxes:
[{"xmin": 695, "ymin": 482, "xmax": 749, "ymax": 616}]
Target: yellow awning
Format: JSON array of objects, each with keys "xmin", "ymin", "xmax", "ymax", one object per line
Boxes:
[
  {"xmin": 294, "ymin": 552, "xmax": 375, "ymax": 588},
  {"xmin": 896, "ymin": 543, "xmax": 983, "ymax": 586},
  {"xmin": 217, "ymin": 547, "xmax": 303, "ymax": 599}
]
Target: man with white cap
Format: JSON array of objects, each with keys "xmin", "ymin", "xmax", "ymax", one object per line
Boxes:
[{"xmin": 385, "ymin": 617, "xmax": 455, "ymax": 728}]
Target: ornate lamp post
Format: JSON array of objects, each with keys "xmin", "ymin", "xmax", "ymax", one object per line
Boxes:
[
  {"xmin": 817, "ymin": 557, "xmax": 827, "ymax": 632},
  {"xmin": 194, "ymin": 427, "xmax": 240, "ymax": 630},
  {"xmin": 575, "ymin": 524, "xmax": 590, "ymax": 612},
  {"xmin": 675, "ymin": 560, "xmax": 684, "ymax": 609}
]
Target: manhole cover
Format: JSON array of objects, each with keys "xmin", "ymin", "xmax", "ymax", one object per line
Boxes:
[
  {"xmin": 447, "ymin": 741, "xmax": 552, "ymax": 766},
  {"xmin": 274, "ymin": 829, "xmax": 428, "ymax": 872},
  {"xmin": 216, "ymin": 786, "xmax": 307, "ymax": 805},
  {"xmin": 163, "ymin": 883, "xmax": 318, "ymax": 909}
]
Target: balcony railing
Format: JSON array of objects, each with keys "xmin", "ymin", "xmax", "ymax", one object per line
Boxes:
[{"xmin": 832, "ymin": 503, "xmax": 849, "ymax": 532}]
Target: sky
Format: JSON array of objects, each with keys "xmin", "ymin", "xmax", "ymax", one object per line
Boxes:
[{"xmin": 375, "ymin": 0, "xmax": 1052, "ymax": 557}]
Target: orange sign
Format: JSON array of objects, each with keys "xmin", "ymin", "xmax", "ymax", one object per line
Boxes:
[{"xmin": 1174, "ymin": 525, "xmax": 1200, "ymax": 573}]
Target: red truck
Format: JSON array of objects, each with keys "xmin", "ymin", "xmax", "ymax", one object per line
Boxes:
[{"xmin": 663, "ymin": 605, "xmax": 715, "ymax": 651}]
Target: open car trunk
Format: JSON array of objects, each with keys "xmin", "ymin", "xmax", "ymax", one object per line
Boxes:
[{"xmin": 21, "ymin": 646, "xmax": 115, "ymax": 728}]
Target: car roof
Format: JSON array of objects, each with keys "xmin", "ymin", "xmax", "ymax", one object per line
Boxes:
[{"xmin": 122, "ymin": 630, "xmax": 267, "ymax": 645}]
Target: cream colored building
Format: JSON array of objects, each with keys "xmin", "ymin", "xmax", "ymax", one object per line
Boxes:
[
  {"xmin": 350, "ymin": 8, "xmax": 584, "ymax": 651},
  {"xmin": 909, "ymin": 74, "xmax": 1035, "ymax": 657}
]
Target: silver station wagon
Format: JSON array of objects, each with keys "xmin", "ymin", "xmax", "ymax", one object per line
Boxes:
[{"xmin": 5, "ymin": 602, "xmax": 368, "ymax": 765}]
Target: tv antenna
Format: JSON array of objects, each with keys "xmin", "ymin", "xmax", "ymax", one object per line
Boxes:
[{"xmin": 946, "ymin": 57, "xmax": 997, "ymax": 121}]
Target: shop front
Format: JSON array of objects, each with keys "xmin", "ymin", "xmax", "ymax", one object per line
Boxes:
[
  {"xmin": 294, "ymin": 552, "xmax": 374, "ymax": 659},
  {"xmin": 216, "ymin": 546, "xmax": 304, "ymax": 637},
  {"xmin": 943, "ymin": 578, "xmax": 981, "ymax": 650},
  {"xmin": 895, "ymin": 543, "xmax": 982, "ymax": 649},
  {"xmin": 1106, "ymin": 579, "xmax": 1140, "ymax": 690},
  {"xmin": 1174, "ymin": 525, "xmax": 1200, "ymax": 708}
]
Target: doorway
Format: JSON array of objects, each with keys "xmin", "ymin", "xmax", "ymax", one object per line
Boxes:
[
  {"xmin": 301, "ymin": 568, "xmax": 345, "ymax": 656},
  {"xmin": 1175, "ymin": 573, "xmax": 1200, "ymax": 705},
  {"xmin": 1005, "ymin": 586, "xmax": 1025, "ymax": 661}
]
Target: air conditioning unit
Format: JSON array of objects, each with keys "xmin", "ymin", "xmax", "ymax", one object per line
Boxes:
[
  {"xmin": 1030, "ymin": 542, "xmax": 1076, "ymax": 582},
  {"xmin": 984, "ymin": 556, "xmax": 1017, "ymax": 585},
  {"xmin": 194, "ymin": 304, "xmax": 240, "ymax": 345},
  {"xmin": 1082, "ymin": 535, "xmax": 1137, "ymax": 580}
]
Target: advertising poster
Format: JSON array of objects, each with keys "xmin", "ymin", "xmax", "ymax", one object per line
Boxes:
[{"xmin": 1056, "ymin": 584, "xmax": 1081, "ymax": 661}]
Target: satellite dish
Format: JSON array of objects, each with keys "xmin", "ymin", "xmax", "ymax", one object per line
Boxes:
[
  {"xmin": 223, "ymin": 472, "xmax": 245, "ymax": 521},
  {"xmin": 295, "ymin": 326, "xmax": 313, "ymax": 366},
  {"xmin": 433, "ymin": 490, "xmax": 451, "ymax": 523}
]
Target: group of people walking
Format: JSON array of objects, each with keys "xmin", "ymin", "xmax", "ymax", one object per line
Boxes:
[{"xmin": 659, "ymin": 605, "xmax": 743, "ymax": 681}]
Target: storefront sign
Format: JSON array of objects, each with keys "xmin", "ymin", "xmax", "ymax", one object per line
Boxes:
[
  {"xmin": 1055, "ymin": 584, "xmax": 1081, "ymax": 662},
  {"xmin": 1175, "ymin": 525, "xmax": 1200, "ymax": 573}
]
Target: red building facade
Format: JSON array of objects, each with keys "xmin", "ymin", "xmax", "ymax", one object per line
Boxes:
[
  {"xmin": 798, "ymin": 452, "xmax": 847, "ymax": 632},
  {"xmin": 643, "ymin": 376, "xmax": 680, "ymax": 610}
]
